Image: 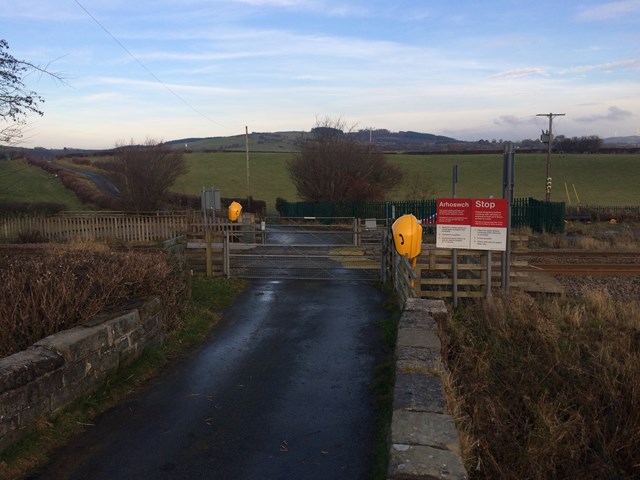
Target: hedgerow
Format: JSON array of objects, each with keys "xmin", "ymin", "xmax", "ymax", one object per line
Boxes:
[{"xmin": 0, "ymin": 244, "xmax": 189, "ymax": 357}]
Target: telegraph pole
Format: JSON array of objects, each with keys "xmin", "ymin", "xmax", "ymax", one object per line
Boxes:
[
  {"xmin": 245, "ymin": 126, "xmax": 251, "ymax": 212},
  {"xmin": 536, "ymin": 113, "xmax": 565, "ymax": 201}
]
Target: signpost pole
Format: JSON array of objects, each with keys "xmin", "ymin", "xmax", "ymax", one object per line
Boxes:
[
  {"xmin": 486, "ymin": 251, "xmax": 492, "ymax": 298},
  {"xmin": 452, "ymin": 165, "xmax": 458, "ymax": 308},
  {"xmin": 502, "ymin": 143, "xmax": 514, "ymax": 292}
]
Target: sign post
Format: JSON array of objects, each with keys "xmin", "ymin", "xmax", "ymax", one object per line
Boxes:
[
  {"xmin": 502, "ymin": 143, "xmax": 515, "ymax": 292},
  {"xmin": 451, "ymin": 165, "xmax": 458, "ymax": 307},
  {"xmin": 436, "ymin": 198, "xmax": 508, "ymax": 299}
]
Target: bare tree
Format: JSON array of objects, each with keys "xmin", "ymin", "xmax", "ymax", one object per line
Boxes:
[
  {"xmin": 0, "ymin": 39, "xmax": 62, "ymax": 145},
  {"xmin": 406, "ymin": 172, "xmax": 437, "ymax": 200},
  {"xmin": 287, "ymin": 118, "xmax": 403, "ymax": 202},
  {"xmin": 112, "ymin": 139, "xmax": 187, "ymax": 212}
]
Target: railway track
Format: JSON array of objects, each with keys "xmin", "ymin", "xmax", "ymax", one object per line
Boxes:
[
  {"xmin": 532, "ymin": 264, "xmax": 640, "ymax": 276},
  {"xmin": 514, "ymin": 250, "xmax": 640, "ymax": 258},
  {"xmin": 515, "ymin": 250, "xmax": 640, "ymax": 276}
]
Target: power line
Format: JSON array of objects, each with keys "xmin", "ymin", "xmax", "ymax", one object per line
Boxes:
[{"xmin": 73, "ymin": 0, "xmax": 235, "ymax": 131}]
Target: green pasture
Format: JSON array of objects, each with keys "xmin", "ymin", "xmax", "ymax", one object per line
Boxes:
[
  {"xmin": 1, "ymin": 153, "xmax": 639, "ymax": 213},
  {"xmin": 173, "ymin": 152, "xmax": 640, "ymax": 212},
  {"xmin": 0, "ymin": 159, "xmax": 86, "ymax": 210},
  {"xmin": 386, "ymin": 153, "xmax": 640, "ymax": 205},
  {"xmin": 171, "ymin": 152, "xmax": 298, "ymax": 209}
]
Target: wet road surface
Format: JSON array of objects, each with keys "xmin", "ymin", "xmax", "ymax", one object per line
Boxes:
[{"xmin": 31, "ymin": 279, "xmax": 386, "ymax": 480}]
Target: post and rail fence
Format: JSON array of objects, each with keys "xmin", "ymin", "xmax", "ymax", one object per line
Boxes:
[{"xmin": 383, "ymin": 229, "xmax": 530, "ymax": 306}]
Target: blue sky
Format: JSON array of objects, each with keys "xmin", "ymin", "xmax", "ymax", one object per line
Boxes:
[{"xmin": 2, "ymin": 0, "xmax": 639, "ymax": 149}]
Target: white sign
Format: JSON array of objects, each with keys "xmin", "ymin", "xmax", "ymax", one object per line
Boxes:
[{"xmin": 436, "ymin": 198, "xmax": 508, "ymax": 251}]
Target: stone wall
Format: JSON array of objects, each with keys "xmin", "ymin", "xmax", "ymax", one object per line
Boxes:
[
  {"xmin": 387, "ymin": 298, "xmax": 468, "ymax": 479},
  {"xmin": 0, "ymin": 297, "xmax": 164, "ymax": 452}
]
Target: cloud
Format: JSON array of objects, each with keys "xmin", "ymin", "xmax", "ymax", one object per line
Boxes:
[
  {"xmin": 575, "ymin": 106, "xmax": 633, "ymax": 123},
  {"xmin": 576, "ymin": 0, "xmax": 640, "ymax": 21},
  {"xmin": 229, "ymin": 0, "xmax": 374, "ymax": 17},
  {"xmin": 491, "ymin": 60, "xmax": 639, "ymax": 80},
  {"xmin": 491, "ymin": 67, "xmax": 548, "ymax": 79},
  {"xmin": 231, "ymin": 0, "xmax": 314, "ymax": 7},
  {"xmin": 493, "ymin": 115, "xmax": 537, "ymax": 127},
  {"xmin": 572, "ymin": 59, "xmax": 640, "ymax": 73}
]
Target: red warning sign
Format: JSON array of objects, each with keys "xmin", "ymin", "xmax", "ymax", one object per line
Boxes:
[
  {"xmin": 470, "ymin": 199, "xmax": 508, "ymax": 250},
  {"xmin": 437, "ymin": 198, "xmax": 508, "ymax": 251},
  {"xmin": 436, "ymin": 199, "xmax": 472, "ymax": 248}
]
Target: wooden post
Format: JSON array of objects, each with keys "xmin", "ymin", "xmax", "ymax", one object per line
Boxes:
[
  {"xmin": 205, "ymin": 229, "xmax": 212, "ymax": 278},
  {"xmin": 486, "ymin": 251, "xmax": 492, "ymax": 298}
]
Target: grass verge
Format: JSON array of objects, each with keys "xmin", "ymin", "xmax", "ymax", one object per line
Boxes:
[
  {"xmin": 441, "ymin": 290, "xmax": 640, "ymax": 479},
  {"xmin": 372, "ymin": 281, "xmax": 402, "ymax": 480},
  {"xmin": 0, "ymin": 276, "xmax": 245, "ymax": 480}
]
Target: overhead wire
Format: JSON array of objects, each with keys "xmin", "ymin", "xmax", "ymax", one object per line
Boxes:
[{"xmin": 73, "ymin": 0, "xmax": 239, "ymax": 132}]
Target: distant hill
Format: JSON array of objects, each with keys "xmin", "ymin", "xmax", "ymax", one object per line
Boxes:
[
  {"xmin": 167, "ymin": 129, "xmax": 461, "ymax": 153},
  {"xmin": 166, "ymin": 131, "xmax": 304, "ymax": 152},
  {"xmin": 3, "ymin": 133, "xmax": 638, "ymax": 158},
  {"xmin": 604, "ymin": 135, "xmax": 640, "ymax": 145}
]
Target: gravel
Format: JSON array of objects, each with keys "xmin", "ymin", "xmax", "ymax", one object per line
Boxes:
[
  {"xmin": 523, "ymin": 251, "xmax": 640, "ymax": 301},
  {"xmin": 555, "ymin": 275, "xmax": 640, "ymax": 301}
]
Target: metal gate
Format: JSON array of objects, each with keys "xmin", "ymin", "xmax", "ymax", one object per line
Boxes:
[{"xmin": 225, "ymin": 218, "xmax": 383, "ymax": 281}]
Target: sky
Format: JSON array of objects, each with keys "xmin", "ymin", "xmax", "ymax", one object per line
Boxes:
[{"xmin": 1, "ymin": 0, "xmax": 639, "ymax": 149}]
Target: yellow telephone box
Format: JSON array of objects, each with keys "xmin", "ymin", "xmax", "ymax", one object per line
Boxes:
[
  {"xmin": 392, "ymin": 214, "xmax": 422, "ymax": 259},
  {"xmin": 228, "ymin": 201, "xmax": 242, "ymax": 222}
]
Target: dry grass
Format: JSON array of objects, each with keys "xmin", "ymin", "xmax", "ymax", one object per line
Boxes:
[
  {"xmin": 0, "ymin": 243, "xmax": 189, "ymax": 357},
  {"xmin": 530, "ymin": 222, "xmax": 640, "ymax": 250},
  {"xmin": 441, "ymin": 291, "xmax": 640, "ymax": 479}
]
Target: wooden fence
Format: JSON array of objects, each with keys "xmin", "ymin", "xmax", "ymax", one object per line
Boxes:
[
  {"xmin": 1, "ymin": 212, "xmax": 190, "ymax": 243},
  {"xmin": 384, "ymin": 233, "xmax": 528, "ymax": 303},
  {"xmin": 415, "ymin": 248, "xmax": 492, "ymax": 299}
]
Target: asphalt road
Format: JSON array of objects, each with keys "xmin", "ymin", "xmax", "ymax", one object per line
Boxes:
[{"xmin": 30, "ymin": 279, "xmax": 386, "ymax": 480}]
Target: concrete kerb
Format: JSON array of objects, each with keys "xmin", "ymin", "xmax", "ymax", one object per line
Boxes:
[{"xmin": 387, "ymin": 298, "xmax": 468, "ymax": 480}]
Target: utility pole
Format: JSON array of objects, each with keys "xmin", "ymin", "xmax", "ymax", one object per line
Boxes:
[
  {"xmin": 536, "ymin": 113, "xmax": 565, "ymax": 201},
  {"xmin": 245, "ymin": 126, "xmax": 251, "ymax": 212}
]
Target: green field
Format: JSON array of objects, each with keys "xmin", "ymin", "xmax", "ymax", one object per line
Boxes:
[
  {"xmin": 171, "ymin": 152, "xmax": 297, "ymax": 210},
  {"xmin": 2, "ymin": 153, "xmax": 639, "ymax": 213},
  {"xmin": 173, "ymin": 152, "xmax": 640, "ymax": 212},
  {"xmin": 0, "ymin": 159, "xmax": 86, "ymax": 210}
]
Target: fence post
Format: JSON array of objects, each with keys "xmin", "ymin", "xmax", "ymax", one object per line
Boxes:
[
  {"xmin": 381, "ymin": 229, "xmax": 388, "ymax": 283},
  {"xmin": 224, "ymin": 229, "xmax": 230, "ymax": 278},
  {"xmin": 414, "ymin": 264, "xmax": 421, "ymax": 298},
  {"xmin": 205, "ymin": 229, "xmax": 213, "ymax": 278},
  {"xmin": 353, "ymin": 218, "xmax": 358, "ymax": 246},
  {"xmin": 485, "ymin": 251, "xmax": 492, "ymax": 298},
  {"xmin": 452, "ymin": 248, "xmax": 458, "ymax": 307}
]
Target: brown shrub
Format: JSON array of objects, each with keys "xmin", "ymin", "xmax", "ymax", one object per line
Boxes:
[
  {"xmin": 441, "ymin": 291, "xmax": 640, "ymax": 479},
  {"xmin": 0, "ymin": 202, "xmax": 66, "ymax": 217},
  {"xmin": 16, "ymin": 229, "xmax": 49, "ymax": 243},
  {"xmin": 0, "ymin": 245, "xmax": 189, "ymax": 357},
  {"xmin": 71, "ymin": 158, "xmax": 91, "ymax": 166}
]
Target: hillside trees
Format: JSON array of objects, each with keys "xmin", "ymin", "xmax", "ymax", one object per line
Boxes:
[
  {"xmin": 0, "ymin": 39, "xmax": 61, "ymax": 145},
  {"xmin": 287, "ymin": 118, "xmax": 403, "ymax": 202},
  {"xmin": 110, "ymin": 139, "xmax": 187, "ymax": 211},
  {"xmin": 554, "ymin": 135, "xmax": 602, "ymax": 153}
]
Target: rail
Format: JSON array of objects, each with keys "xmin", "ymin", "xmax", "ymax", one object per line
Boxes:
[{"xmin": 533, "ymin": 264, "xmax": 640, "ymax": 276}]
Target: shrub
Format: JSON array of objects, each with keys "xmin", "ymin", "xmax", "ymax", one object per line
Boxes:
[
  {"xmin": 0, "ymin": 244, "xmax": 190, "ymax": 357},
  {"xmin": 0, "ymin": 202, "xmax": 66, "ymax": 217},
  {"xmin": 442, "ymin": 291, "xmax": 640, "ymax": 479},
  {"xmin": 16, "ymin": 229, "xmax": 49, "ymax": 243},
  {"xmin": 71, "ymin": 158, "xmax": 91, "ymax": 166}
]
